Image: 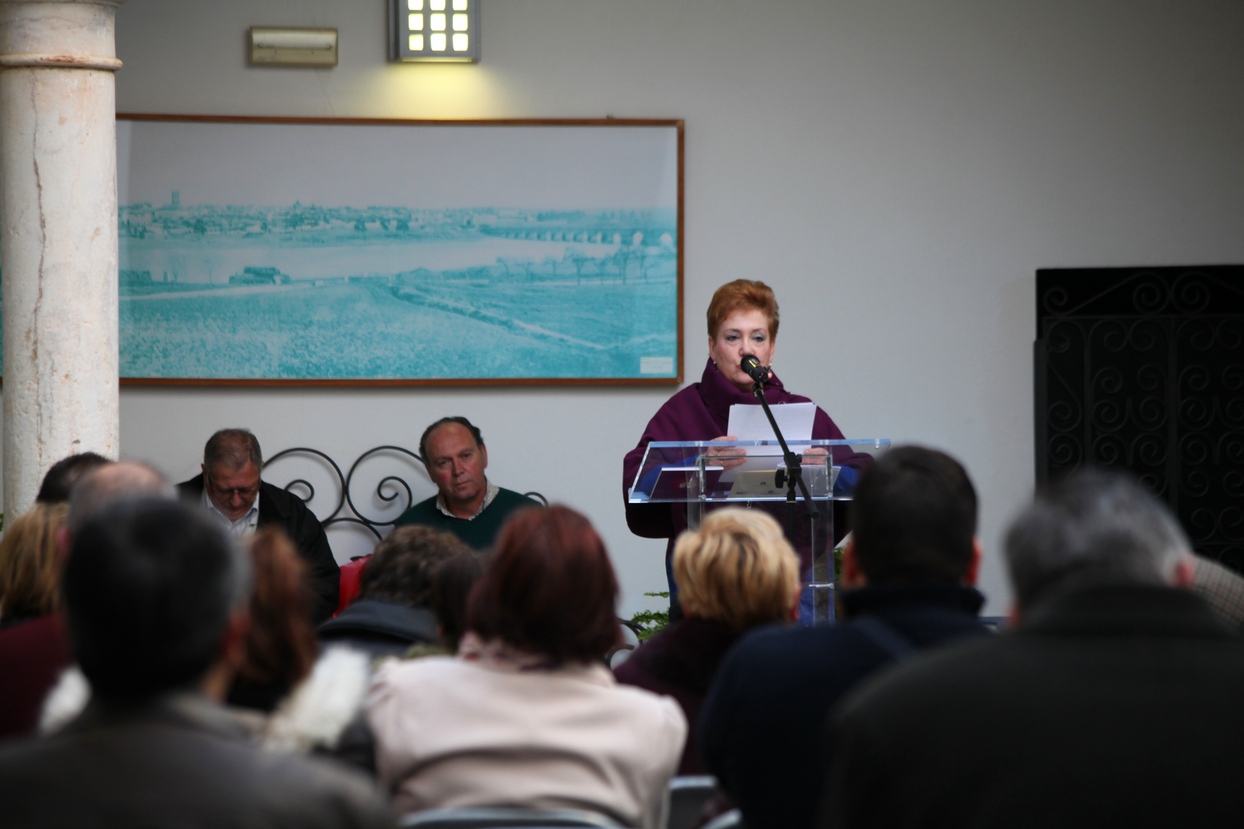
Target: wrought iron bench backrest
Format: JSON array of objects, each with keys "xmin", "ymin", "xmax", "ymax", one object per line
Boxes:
[{"xmin": 263, "ymin": 445, "xmax": 547, "ymax": 554}]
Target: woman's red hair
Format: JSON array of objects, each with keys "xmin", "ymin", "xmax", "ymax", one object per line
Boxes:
[
  {"xmin": 706, "ymin": 279, "xmax": 780, "ymax": 340},
  {"xmin": 235, "ymin": 527, "xmax": 316, "ymax": 693},
  {"xmin": 467, "ymin": 505, "xmax": 620, "ymax": 664}
]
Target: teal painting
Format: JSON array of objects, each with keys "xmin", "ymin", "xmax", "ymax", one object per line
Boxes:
[{"xmin": 56, "ymin": 117, "xmax": 681, "ymax": 384}]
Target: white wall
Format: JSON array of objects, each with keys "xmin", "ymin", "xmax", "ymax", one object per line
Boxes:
[{"xmin": 96, "ymin": 0, "xmax": 1244, "ymax": 616}]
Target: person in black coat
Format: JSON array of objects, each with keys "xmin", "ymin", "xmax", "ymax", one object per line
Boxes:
[
  {"xmin": 178, "ymin": 428, "xmax": 339, "ymax": 624},
  {"xmin": 699, "ymin": 445, "xmax": 988, "ymax": 829},
  {"xmin": 822, "ymin": 468, "xmax": 1244, "ymax": 829}
]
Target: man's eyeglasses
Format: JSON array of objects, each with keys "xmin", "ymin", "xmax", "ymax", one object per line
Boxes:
[{"xmin": 207, "ymin": 480, "xmax": 260, "ymax": 500}]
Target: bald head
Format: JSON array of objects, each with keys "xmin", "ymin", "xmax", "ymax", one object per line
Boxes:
[{"xmin": 68, "ymin": 462, "xmax": 176, "ymax": 535}]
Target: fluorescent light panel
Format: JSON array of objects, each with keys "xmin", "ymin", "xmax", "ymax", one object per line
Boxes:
[{"xmin": 392, "ymin": 0, "xmax": 478, "ymax": 61}]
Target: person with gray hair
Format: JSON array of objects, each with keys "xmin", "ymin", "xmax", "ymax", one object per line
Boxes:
[
  {"xmin": 0, "ymin": 498, "xmax": 393, "ymax": 828},
  {"xmin": 178, "ymin": 428, "xmax": 340, "ymax": 623},
  {"xmin": 1004, "ymin": 468, "xmax": 1193, "ymax": 614},
  {"xmin": 822, "ymin": 468, "xmax": 1244, "ymax": 829},
  {"xmin": 1009, "ymin": 470, "xmax": 1244, "ymax": 631}
]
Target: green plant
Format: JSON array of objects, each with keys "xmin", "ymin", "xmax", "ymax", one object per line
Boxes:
[{"xmin": 628, "ymin": 591, "xmax": 671, "ymax": 642}]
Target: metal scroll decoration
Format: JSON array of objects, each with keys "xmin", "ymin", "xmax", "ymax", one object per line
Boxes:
[
  {"xmin": 264, "ymin": 445, "xmax": 426, "ymax": 542},
  {"xmin": 1035, "ymin": 266, "xmax": 1244, "ymax": 570}
]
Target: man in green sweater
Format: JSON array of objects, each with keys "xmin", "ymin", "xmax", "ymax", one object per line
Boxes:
[{"xmin": 394, "ymin": 416, "xmax": 540, "ymax": 550}]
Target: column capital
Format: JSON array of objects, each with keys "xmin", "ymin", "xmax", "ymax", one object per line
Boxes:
[
  {"xmin": 0, "ymin": 53, "xmax": 120, "ymax": 69},
  {"xmin": 1, "ymin": 0, "xmax": 124, "ymax": 72},
  {"xmin": 0, "ymin": 1, "xmax": 125, "ymax": 7}
]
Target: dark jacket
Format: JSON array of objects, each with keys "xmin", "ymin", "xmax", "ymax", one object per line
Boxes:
[
  {"xmin": 824, "ymin": 585, "xmax": 1244, "ymax": 829},
  {"xmin": 0, "ymin": 692, "xmax": 394, "ymax": 828},
  {"xmin": 319, "ymin": 599, "xmax": 440, "ymax": 660},
  {"xmin": 699, "ymin": 585, "xmax": 987, "ymax": 829},
  {"xmin": 613, "ymin": 617, "xmax": 742, "ymax": 775},
  {"xmin": 178, "ymin": 474, "xmax": 340, "ymax": 624}
]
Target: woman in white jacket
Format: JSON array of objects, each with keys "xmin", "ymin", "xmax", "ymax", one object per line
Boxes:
[{"xmin": 367, "ymin": 505, "xmax": 687, "ymax": 829}]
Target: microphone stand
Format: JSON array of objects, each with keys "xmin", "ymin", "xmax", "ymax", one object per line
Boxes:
[{"xmin": 749, "ymin": 374, "xmax": 824, "ymax": 541}]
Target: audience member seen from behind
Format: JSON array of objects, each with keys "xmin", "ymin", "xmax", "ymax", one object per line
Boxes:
[
  {"xmin": 822, "ymin": 469, "xmax": 1244, "ymax": 829},
  {"xmin": 12, "ymin": 460, "xmax": 175, "ymax": 739},
  {"xmin": 615, "ymin": 507, "xmax": 799, "ymax": 774},
  {"xmin": 39, "ymin": 526, "xmax": 373, "ymax": 757},
  {"xmin": 230, "ymin": 528, "xmax": 370, "ymax": 755},
  {"xmin": 66, "ymin": 461, "xmax": 176, "ymax": 536},
  {"xmin": 320, "ymin": 526, "xmax": 469, "ymax": 659},
  {"xmin": 699, "ymin": 445, "xmax": 988, "ymax": 829},
  {"xmin": 0, "ymin": 499, "xmax": 393, "ymax": 828},
  {"xmin": 0, "ymin": 503, "xmax": 72, "ymax": 739},
  {"xmin": 368, "ymin": 505, "xmax": 686, "ymax": 828},
  {"xmin": 35, "ymin": 452, "xmax": 110, "ymax": 504},
  {"xmin": 425, "ymin": 549, "xmax": 485, "ymax": 656},
  {"xmin": 228, "ymin": 527, "xmax": 319, "ymax": 712}
]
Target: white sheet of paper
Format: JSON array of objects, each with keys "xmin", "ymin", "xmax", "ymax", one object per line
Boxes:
[{"xmin": 727, "ymin": 402, "xmax": 816, "ymax": 443}]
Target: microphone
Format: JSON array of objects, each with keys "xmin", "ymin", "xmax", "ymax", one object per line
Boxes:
[{"xmin": 740, "ymin": 354, "xmax": 769, "ymax": 385}]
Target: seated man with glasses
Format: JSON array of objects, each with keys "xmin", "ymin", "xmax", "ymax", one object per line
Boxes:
[{"xmin": 178, "ymin": 428, "xmax": 340, "ymax": 623}]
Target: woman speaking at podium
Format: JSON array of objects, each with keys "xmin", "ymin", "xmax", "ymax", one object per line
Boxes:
[{"xmin": 622, "ymin": 279, "xmax": 870, "ymax": 619}]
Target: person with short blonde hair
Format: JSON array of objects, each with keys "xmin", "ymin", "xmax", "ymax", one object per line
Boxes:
[
  {"xmin": 615, "ymin": 507, "xmax": 800, "ymax": 774},
  {"xmin": 673, "ymin": 508, "xmax": 801, "ymax": 630}
]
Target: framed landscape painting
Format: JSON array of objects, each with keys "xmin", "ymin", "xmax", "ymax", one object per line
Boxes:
[{"xmin": 113, "ymin": 115, "xmax": 683, "ymax": 386}]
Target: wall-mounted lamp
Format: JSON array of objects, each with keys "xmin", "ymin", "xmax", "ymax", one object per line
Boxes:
[
  {"xmin": 389, "ymin": 0, "xmax": 480, "ymax": 63},
  {"xmin": 249, "ymin": 27, "xmax": 338, "ymax": 67}
]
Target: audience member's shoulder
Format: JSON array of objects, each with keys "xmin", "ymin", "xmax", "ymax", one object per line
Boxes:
[
  {"xmin": 0, "ymin": 725, "xmax": 394, "ymax": 828},
  {"xmin": 242, "ymin": 749, "xmax": 395, "ymax": 827},
  {"xmin": 608, "ymin": 667, "xmax": 684, "ymax": 707},
  {"xmin": 835, "ymin": 631, "xmax": 1000, "ymax": 718},
  {"xmin": 604, "ymin": 670, "xmax": 688, "ymax": 742},
  {"xmin": 728, "ymin": 620, "xmax": 832, "ymax": 663},
  {"xmin": 372, "ymin": 653, "xmax": 460, "ymax": 684},
  {"xmin": 497, "ymin": 487, "xmax": 541, "ymax": 506}
]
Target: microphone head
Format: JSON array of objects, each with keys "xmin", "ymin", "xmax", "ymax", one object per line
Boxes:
[{"xmin": 740, "ymin": 354, "xmax": 768, "ymax": 383}]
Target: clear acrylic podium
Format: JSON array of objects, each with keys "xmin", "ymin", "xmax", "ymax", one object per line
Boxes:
[{"xmin": 627, "ymin": 439, "xmax": 890, "ymax": 624}]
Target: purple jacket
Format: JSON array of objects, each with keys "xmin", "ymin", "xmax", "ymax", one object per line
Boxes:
[
  {"xmin": 623, "ymin": 358, "xmax": 870, "ymax": 560},
  {"xmin": 613, "ymin": 617, "xmax": 742, "ymax": 775}
]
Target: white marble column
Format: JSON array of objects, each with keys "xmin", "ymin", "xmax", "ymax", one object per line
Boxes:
[{"xmin": 0, "ymin": 0, "xmax": 123, "ymax": 518}]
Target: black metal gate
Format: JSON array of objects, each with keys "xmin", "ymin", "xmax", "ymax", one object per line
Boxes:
[{"xmin": 1035, "ymin": 266, "xmax": 1244, "ymax": 570}]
